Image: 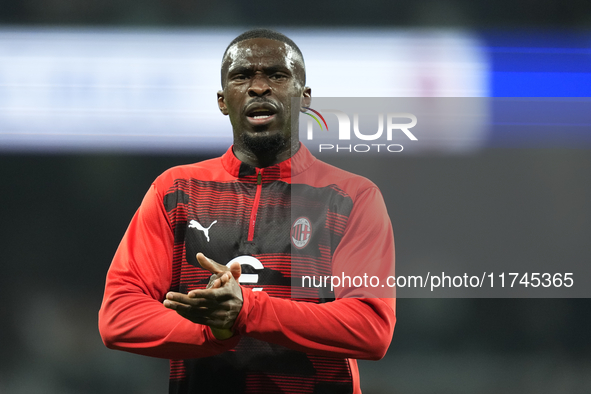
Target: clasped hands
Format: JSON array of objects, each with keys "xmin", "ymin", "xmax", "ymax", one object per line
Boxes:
[{"xmin": 163, "ymin": 253, "xmax": 243, "ymax": 340}]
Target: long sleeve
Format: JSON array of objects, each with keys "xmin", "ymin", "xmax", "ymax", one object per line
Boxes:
[
  {"xmin": 232, "ymin": 185, "xmax": 396, "ymax": 360},
  {"xmin": 234, "ymin": 291, "xmax": 394, "ymax": 360},
  {"xmin": 98, "ymin": 184, "xmax": 239, "ymax": 359}
]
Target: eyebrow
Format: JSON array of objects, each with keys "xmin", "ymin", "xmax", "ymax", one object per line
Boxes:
[{"xmin": 228, "ymin": 64, "xmax": 292, "ymax": 75}]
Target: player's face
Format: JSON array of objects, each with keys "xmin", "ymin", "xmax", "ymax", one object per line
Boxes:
[{"xmin": 218, "ymin": 38, "xmax": 310, "ymax": 161}]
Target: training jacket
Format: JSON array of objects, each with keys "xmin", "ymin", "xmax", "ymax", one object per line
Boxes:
[{"xmin": 99, "ymin": 143, "xmax": 396, "ymax": 394}]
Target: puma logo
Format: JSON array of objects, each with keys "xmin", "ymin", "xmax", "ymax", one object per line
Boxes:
[{"xmin": 188, "ymin": 220, "xmax": 217, "ymax": 242}]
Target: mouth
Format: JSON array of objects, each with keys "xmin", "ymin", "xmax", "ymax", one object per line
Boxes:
[{"xmin": 245, "ymin": 103, "xmax": 278, "ymax": 127}]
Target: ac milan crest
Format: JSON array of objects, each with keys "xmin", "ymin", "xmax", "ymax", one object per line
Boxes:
[{"xmin": 291, "ymin": 217, "xmax": 312, "ymax": 249}]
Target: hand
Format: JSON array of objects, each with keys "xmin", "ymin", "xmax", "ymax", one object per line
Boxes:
[
  {"xmin": 203, "ymin": 258, "xmax": 241, "ymax": 340},
  {"xmin": 204, "ymin": 268, "xmax": 235, "ymax": 340},
  {"xmin": 163, "ymin": 253, "xmax": 243, "ymax": 339},
  {"xmin": 202, "ymin": 253, "xmax": 242, "ymax": 289}
]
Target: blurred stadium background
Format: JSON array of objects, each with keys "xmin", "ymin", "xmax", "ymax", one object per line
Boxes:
[{"xmin": 1, "ymin": 1, "xmax": 590, "ymax": 393}]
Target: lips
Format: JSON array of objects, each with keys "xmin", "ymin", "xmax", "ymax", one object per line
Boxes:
[{"xmin": 244, "ymin": 102, "xmax": 278, "ymax": 126}]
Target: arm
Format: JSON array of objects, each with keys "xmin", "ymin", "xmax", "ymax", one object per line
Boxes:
[
  {"xmin": 234, "ymin": 186, "xmax": 396, "ymax": 359},
  {"xmin": 234, "ymin": 290, "xmax": 395, "ymax": 360},
  {"xmin": 164, "ymin": 254, "xmax": 243, "ymax": 340},
  {"xmin": 98, "ymin": 184, "xmax": 239, "ymax": 359},
  {"xmin": 174, "ymin": 186, "xmax": 395, "ymax": 359}
]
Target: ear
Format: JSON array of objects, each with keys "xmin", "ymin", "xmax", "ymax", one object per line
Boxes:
[
  {"xmin": 217, "ymin": 91, "xmax": 228, "ymax": 115},
  {"xmin": 300, "ymin": 87, "xmax": 312, "ymax": 113}
]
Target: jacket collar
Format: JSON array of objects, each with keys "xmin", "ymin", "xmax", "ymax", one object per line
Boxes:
[{"xmin": 221, "ymin": 143, "xmax": 316, "ymax": 181}]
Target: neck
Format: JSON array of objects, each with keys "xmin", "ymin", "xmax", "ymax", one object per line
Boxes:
[{"xmin": 233, "ymin": 138, "xmax": 300, "ymax": 168}]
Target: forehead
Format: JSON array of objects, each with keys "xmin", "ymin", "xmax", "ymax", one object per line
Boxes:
[{"xmin": 223, "ymin": 38, "xmax": 302, "ymax": 72}]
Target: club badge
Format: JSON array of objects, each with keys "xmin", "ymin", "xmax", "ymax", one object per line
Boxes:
[{"xmin": 291, "ymin": 217, "xmax": 312, "ymax": 249}]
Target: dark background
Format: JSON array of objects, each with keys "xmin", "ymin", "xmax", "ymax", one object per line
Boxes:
[
  {"xmin": 1, "ymin": 2, "xmax": 591, "ymax": 393},
  {"xmin": 1, "ymin": 0, "xmax": 591, "ymax": 27}
]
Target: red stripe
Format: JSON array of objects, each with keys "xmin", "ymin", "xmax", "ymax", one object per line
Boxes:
[{"xmin": 248, "ymin": 169, "xmax": 263, "ymax": 241}]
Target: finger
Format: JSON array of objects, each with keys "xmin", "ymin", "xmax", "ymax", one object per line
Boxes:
[
  {"xmin": 219, "ymin": 271, "xmax": 232, "ymax": 286},
  {"xmin": 206, "ymin": 274, "xmax": 224, "ymax": 289},
  {"xmin": 207, "ymin": 271, "xmax": 236, "ymax": 289},
  {"xmin": 188, "ymin": 288, "xmax": 237, "ymax": 304},
  {"xmin": 163, "ymin": 299, "xmax": 194, "ymax": 311},
  {"xmin": 197, "ymin": 253, "xmax": 228, "ymax": 276},
  {"xmin": 166, "ymin": 291, "xmax": 196, "ymax": 305},
  {"xmin": 187, "ymin": 288, "xmax": 220, "ymax": 301},
  {"xmin": 165, "ymin": 290, "xmax": 220, "ymax": 308},
  {"xmin": 209, "ymin": 275, "xmax": 227, "ymax": 289},
  {"xmin": 228, "ymin": 262, "xmax": 242, "ymax": 281},
  {"xmin": 188, "ymin": 271, "xmax": 232, "ymax": 298},
  {"xmin": 164, "ymin": 297, "xmax": 210, "ymax": 309}
]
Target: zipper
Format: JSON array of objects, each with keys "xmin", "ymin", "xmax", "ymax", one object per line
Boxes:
[{"xmin": 247, "ymin": 169, "xmax": 263, "ymax": 241}]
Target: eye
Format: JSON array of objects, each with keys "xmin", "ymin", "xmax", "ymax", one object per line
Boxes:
[
  {"xmin": 231, "ymin": 74, "xmax": 248, "ymax": 81},
  {"xmin": 270, "ymin": 73, "xmax": 288, "ymax": 81}
]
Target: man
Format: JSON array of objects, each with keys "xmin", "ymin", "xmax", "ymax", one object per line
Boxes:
[{"xmin": 99, "ymin": 28, "xmax": 395, "ymax": 393}]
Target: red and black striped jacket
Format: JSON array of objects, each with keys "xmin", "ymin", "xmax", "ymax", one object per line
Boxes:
[{"xmin": 99, "ymin": 143, "xmax": 396, "ymax": 394}]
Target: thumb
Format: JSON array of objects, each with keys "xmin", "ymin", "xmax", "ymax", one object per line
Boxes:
[
  {"xmin": 228, "ymin": 262, "xmax": 242, "ymax": 281},
  {"xmin": 196, "ymin": 252, "xmax": 227, "ymax": 275}
]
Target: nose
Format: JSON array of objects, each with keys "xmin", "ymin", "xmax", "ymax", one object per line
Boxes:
[{"xmin": 248, "ymin": 74, "xmax": 271, "ymax": 97}]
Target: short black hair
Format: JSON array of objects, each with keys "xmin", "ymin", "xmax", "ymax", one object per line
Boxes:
[
  {"xmin": 223, "ymin": 28, "xmax": 304, "ymax": 64},
  {"xmin": 221, "ymin": 28, "xmax": 305, "ymax": 85}
]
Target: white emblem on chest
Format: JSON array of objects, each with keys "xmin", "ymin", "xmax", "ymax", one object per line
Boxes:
[
  {"xmin": 291, "ymin": 217, "xmax": 312, "ymax": 249},
  {"xmin": 227, "ymin": 255, "xmax": 264, "ymax": 292},
  {"xmin": 188, "ymin": 220, "xmax": 217, "ymax": 242}
]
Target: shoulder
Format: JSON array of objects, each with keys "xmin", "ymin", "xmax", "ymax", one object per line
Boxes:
[
  {"xmin": 151, "ymin": 156, "xmax": 232, "ymax": 192},
  {"xmin": 301, "ymin": 156, "xmax": 381, "ymax": 202}
]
